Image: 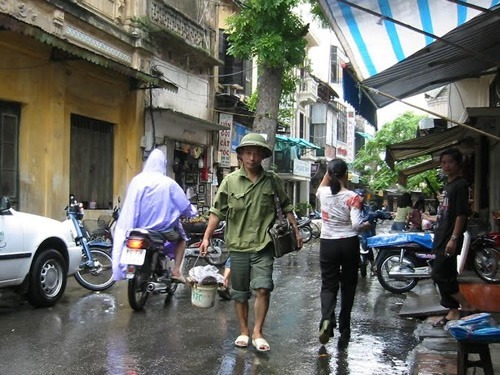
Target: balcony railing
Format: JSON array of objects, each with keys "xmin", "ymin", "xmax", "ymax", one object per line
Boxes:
[
  {"xmin": 147, "ymin": 0, "xmax": 218, "ymax": 64},
  {"xmin": 275, "ymin": 158, "xmax": 312, "ymax": 178},
  {"xmin": 297, "ymin": 77, "xmax": 319, "ymax": 106}
]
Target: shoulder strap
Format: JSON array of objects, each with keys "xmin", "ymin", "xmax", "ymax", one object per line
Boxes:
[{"xmin": 269, "ymin": 174, "xmax": 285, "ymax": 221}]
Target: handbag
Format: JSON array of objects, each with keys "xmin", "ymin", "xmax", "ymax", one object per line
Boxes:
[{"xmin": 268, "ymin": 177, "xmax": 299, "ymax": 258}]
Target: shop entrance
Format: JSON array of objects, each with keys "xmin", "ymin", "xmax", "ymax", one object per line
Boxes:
[{"xmin": 171, "ymin": 141, "xmax": 207, "ymax": 211}]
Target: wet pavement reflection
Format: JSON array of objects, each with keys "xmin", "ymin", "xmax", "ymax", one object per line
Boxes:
[{"xmin": 0, "ymin": 238, "xmax": 420, "ymax": 375}]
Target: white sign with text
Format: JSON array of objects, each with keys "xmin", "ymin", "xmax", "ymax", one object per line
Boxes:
[{"xmin": 218, "ymin": 114, "xmax": 233, "ymax": 168}]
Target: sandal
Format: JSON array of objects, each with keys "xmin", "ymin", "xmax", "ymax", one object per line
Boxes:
[
  {"xmin": 431, "ymin": 317, "xmax": 449, "ymax": 328},
  {"xmin": 234, "ymin": 335, "xmax": 249, "ymax": 348},
  {"xmin": 252, "ymin": 337, "xmax": 270, "ymax": 352},
  {"xmin": 171, "ymin": 275, "xmax": 186, "ymax": 284}
]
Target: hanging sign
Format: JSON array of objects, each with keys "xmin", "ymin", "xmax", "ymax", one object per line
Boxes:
[{"xmin": 218, "ymin": 113, "xmax": 232, "ymax": 168}]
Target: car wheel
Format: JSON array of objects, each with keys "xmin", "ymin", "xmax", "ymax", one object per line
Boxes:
[{"xmin": 26, "ymin": 248, "xmax": 67, "ymax": 307}]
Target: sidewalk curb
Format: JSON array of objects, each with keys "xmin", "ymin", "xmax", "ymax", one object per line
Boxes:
[{"xmin": 411, "ymin": 316, "xmax": 500, "ymax": 375}]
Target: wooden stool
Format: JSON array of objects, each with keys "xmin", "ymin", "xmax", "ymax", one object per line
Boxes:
[{"xmin": 457, "ymin": 341, "xmax": 494, "ymax": 375}]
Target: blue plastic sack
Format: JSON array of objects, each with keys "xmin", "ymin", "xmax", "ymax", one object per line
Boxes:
[{"xmin": 447, "ymin": 313, "xmax": 500, "ymax": 342}]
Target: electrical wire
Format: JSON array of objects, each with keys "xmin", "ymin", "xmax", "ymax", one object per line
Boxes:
[
  {"xmin": 152, "ymin": 60, "xmax": 257, "ymax": 79},
  {"xmin": 363, "ymin": 84, "xmax": 500, "ymax": 142}
]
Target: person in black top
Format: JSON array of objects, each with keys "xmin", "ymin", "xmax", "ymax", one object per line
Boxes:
[{"xmin": 431, "ymin": 148, "xmax": 475, "ymax": 327}]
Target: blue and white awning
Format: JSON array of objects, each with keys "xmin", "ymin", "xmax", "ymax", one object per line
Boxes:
[{"xmin": 319, "ymin": 0, "xmax": 498, "ymax": 80}]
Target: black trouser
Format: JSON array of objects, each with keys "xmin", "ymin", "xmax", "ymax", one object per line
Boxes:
[
  {"xmin": 319, "ymin": 236, "xmax": 359, "ymax": 333},
  {"xmin": 431, "ymin": 253, "xmax": 460, "ymax": 309}
]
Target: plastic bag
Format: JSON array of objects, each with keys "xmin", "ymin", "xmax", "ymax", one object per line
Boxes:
[
  {"xmin": 447, "ymin": 313, "xmax": 500, "ymax": 342},
  {"xmin": 188, "ymin": 265, "xmax": 224, "ymax": 285}
]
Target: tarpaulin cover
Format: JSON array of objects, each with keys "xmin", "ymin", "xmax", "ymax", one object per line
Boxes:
[{"xmin": 367, "ymin": 232, "xmax": 434, "ymax": 249}]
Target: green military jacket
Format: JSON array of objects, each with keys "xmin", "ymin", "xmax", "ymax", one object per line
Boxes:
[{"xmin": 210, "ymin": 167, "xmax": 293, "ymax": 252}]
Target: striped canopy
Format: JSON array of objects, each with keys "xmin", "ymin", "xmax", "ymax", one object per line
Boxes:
[{"xmin": 318, "ymin": 0, "xmax": 498, "ymax": 80}]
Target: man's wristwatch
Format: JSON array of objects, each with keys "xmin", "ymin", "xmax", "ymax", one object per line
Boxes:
[{"xmin": 450, "ymin": 234, "xmax": 458, "ymax": 241}]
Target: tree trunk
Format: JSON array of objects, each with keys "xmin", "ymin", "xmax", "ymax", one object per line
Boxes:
[{"xmin": 253, "ymin": 65, "xmax": 283, "ymax": 169}]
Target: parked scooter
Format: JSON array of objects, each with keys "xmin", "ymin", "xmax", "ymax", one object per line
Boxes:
[
  {"xmin": 183, "ymin": 221, "xmax": 229, "ymax": 270},
  {"xmin": 121, "ymin": 228, "xmax": 179, "ymax": 311},
  {"xmin": 63, "ymin": 195, "xmax": 115, "ymax": 291},
  {"xmin": 368, "ymin": 221, "xmax": 499, "ymax": 294},
  {"xmin": 368, "ymin": 232, "xmax": 434, "ymax": 293},
  {"xmin": 359, "ymin": 209, "xmax": 394, "ymax": 277},
  {"xmin": 297, "ymin": 216, "xmax": 313, "ymax": 243}
]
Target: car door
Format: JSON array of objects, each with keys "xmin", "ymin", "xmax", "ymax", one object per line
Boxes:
[{"xmin": 0, "ymin": 210, "xmax": 27, "ymax": 285}]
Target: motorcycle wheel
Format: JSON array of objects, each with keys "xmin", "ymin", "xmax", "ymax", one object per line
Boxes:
[
  {"xmin": 74, "ymin": 247, "xmax": 115, "ymax": 291},
  {"xmin": 359, "ymin": 253, "xmax": 368, "ymax": 278},
  {"xmin": 164, "ymin": 280, "xmax": 179, "ymax": 304},
  {"xmin": 473, "ymin": 246, "xmax": 500, "ymax": 284},
  {"xmin": 376, "ymin": 252, "xmax": 419, "ymax": 293},
  {"xmin": 205, "ymin": 238, "xmax": 230, "ymax": 267},
  {"xmin": 168, "ymin": 282, "xmax": 179, "ymax": 295},
  {"xmin": 300, "ymin": 226, "xmax": 313, "ymax": 243},
  {"xmin": 128, "ymin": 265, "xmax": 151, "ymax": 311},
  {"xmin": 310, "ymin": 222, "xmax": 321, "ymax": 239}
]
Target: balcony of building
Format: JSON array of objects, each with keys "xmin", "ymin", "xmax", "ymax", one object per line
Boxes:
[
  {"xmin": 147, "ymin": 0, "xmax": 221, "ymax": 68},
  {"xmin": 273, "ymin": 136, "xmax": 321, "ymax": 181},
  {"xmin": 297, "ymin": 76, "xmax": 319, "ymax": 107},
  {"xmin": 275, "ymin": 157, "xmax": 313, "ymax": 182}
]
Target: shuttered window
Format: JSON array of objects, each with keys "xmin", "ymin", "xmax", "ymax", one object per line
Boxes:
[
  {"xmin": 70, "ymin": 114, "xmax": 114, "ymax": 209},
  {"xmin": 0, "ymin": 102, "xmax": 20, "ymax": 208}
]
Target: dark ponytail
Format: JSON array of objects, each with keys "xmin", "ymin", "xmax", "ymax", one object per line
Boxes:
[{"xmin": 327, "ymin": 159, "xmax": 348, "ymax": 195}]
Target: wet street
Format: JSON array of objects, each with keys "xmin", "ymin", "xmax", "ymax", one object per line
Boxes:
[{"xmin": 0, "ymin": 238, "xmax": 420, "ymax": 375}]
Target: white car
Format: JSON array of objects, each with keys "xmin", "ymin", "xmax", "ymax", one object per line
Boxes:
[{"xmin": 0, "ymin": 196, "xmax": 81, "ymax": 307}]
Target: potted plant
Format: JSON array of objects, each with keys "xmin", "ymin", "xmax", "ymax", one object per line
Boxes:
[{"xmin": 294, "ymin": 201, "xmax": 312, "ymax": 218}]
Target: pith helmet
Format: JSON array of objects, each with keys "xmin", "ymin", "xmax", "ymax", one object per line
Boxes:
[{"xmin": 235, "ymin": 133, "xmax": 273, "ymax": 158}]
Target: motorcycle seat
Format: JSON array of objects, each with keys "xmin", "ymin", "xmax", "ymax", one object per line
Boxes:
[{"xmin": 128, "ymin": 228, "xmax": 180, "ymax": 244}]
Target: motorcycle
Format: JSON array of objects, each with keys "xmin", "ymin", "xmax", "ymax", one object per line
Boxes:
[
  {"xmin": 368, "ymin": 232, "xmax": 434, "ymax": 293},
  {"xmin": 359, "ymin": 209, "xmax": 394, "ymax": 277},
  {"xmin": 296, "ymin": 216, "xmax": 313, "ymax": 243},
  {"xmin": 64, "ymin": 195, "xmax": 115, "ymax": 291},
  {"xmin": 368, "ymin": 222, "xmax": 499, "ymax": 294},
  {"xmin": 183, "ymin": 221, "xmax": 229, "ymax": 271},
  {"xmin": 121, "ymin": 228, "xmax": 179, "ymax": 311},
  {"xmin": 308, "ymin": 210, "xmax": 321, "ymax": 239},
  {"xmin": 82, "ymin": 198, "xmax": 120, "ymax": 244}
]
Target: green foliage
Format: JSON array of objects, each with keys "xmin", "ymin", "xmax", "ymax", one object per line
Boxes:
[
  {"xmin": 353, "ymin": 112, "xmax": 441, "ymax": 195},
  {"xmin": 294, "ymin": 201, "xmax": 312, "ymax": 217},
  {"xmin": 226, "ymin": 0, "xmax": 308, "ymax": 99},
  {"xmin": 309, "ymin": 1, "xmax": 330, "ymax": 28}
]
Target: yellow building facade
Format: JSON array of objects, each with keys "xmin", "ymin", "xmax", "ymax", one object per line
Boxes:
[{"xmin": 0, "ymin": 0, "xmax": 169, "ymax": 219}]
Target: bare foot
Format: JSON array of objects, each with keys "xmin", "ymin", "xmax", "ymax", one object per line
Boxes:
[{"xmin": 445, "ymin": 310, "xmax": 461, "ymax": 321}]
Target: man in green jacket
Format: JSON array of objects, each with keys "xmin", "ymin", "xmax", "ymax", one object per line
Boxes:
[{"xmin": 200, "ymin": 133, "xmax": 302, "ymax": 352}]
